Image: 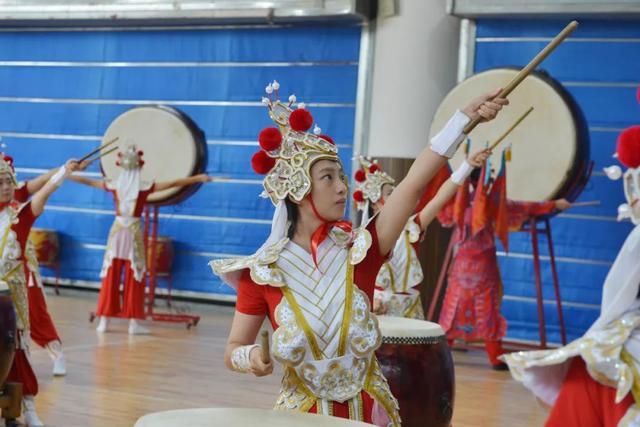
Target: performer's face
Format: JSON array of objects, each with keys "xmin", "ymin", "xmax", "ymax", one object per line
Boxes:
[
  {"xmin": 304, "ymin": 159, "xmax": 348, "ymax": 221},
  {"xmin": 0, "ymin": 172, "xmax": 14, "ymax": 203}
]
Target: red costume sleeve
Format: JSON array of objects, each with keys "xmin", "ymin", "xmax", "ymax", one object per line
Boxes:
[
  {"xmin": 14, "ymin": 184, "xmax": 30, "ymax": 203},
  {"xmin": 354, "ymin": 217, "xmax": 388, "ymax": 302},
  {"xmin": 545, "ymin": 357, "xmax": 634, "ymax": 427},
  {"xmin": 235, "ymin": 269, "xmax": 269, "ymax": 317},
  {"xmin": 506, "ymin": 200, "xmax": 556, "ymax": 230}
]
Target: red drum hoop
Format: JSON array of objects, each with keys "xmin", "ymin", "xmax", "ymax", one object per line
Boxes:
[
  {"xmin": 430, "ymin": 67, "xmax": 590, "ymax": 206},
  {"xmin": 101, "ymin": 106, "xmax": 207, "ymax": 206}
]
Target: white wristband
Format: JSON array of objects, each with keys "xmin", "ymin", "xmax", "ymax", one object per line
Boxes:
[
  {"xmin": 430, "ymin": 110, "xmax": 470, "ymax": 158},
  {"xmin": 50, "ymin": 166, "xmax": 67, "ymax": 187},
  {"xmin": 451, "ymin": 160, "xmax": 474, "ymax": 185},
  {"xmin": 230, "ymin": 344, "xmax": 260, "ymax": 373}
]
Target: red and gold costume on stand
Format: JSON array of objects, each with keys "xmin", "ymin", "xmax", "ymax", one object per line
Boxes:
[
  {"xmin": 211, "ymin": 84, "xmax": 401, "ymax": 426},
  {"xmin": 503, "ymin": 131, "xmax": 640, "ymax": 426},
  {"xmin": 95, "ymin": 147, "xmax": 153, "ymax": 320},
  {"xmin": 353, "ymin": 157, "xmax": 425, "ymax": 319},
  {"xmin": 437, "ymin": 156, "xmax": 555, "ymax": 365}
]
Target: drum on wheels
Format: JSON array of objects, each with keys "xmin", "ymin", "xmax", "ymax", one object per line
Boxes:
[
  {"xmin": 101, "ymin": 105, "xmax": 208, "ymax": 206},
  {"xmin": 146, "ymin": 236, "xmax": 174, "ymax": 278},
  {"xmin": 28, "ymin": 228, "xmax": 60, "ymax": 267},
  {"xmin": 429, "ymin": 67, "xmax": 590, "ymax": 204},
  {"xmin": 134, "ymin": 408, "xmax": 372, "ymax": 427},
  {"xmin": 375, "ymin": 316, "xmax": 454, "ymax": 427}
]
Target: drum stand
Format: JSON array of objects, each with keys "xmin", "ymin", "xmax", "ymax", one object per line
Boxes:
[
  {"xmin": 427, "ymin": 216, "xmax": 567, "ymax": 350},
  {"xmin": 144, "ymin": 206, "xmax": 200, "ymax": 329}
]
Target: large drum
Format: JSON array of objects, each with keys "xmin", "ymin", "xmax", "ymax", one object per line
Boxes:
[
  {"xmin": 134, "ymin": 408, "xmax": 372, "ymax": 427},
  {"xmin": 146, "ymin": 236, "xmax": 174, "ymax": 278},
  {"xmin": 101, "ymin": 106, "xmax": 208, "ymax": 206},
  {"xmin": 429, "ymin": 68, "xmax": 590, "ymax": 203},
  {"xmin": 28, "ymin": 228, "xmax": 60, "ymax": 266},
  {"xmin": 375, "ymin": 316, "xmax": 454, "ymax": 427},
  {"xmin": 0, "ymin": 293, "xmax": 16, "ymax": 386}
]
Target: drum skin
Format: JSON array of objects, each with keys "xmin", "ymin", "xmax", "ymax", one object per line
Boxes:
[
  {"xmin": 146, "ymin": 237, "xmax": 174, "ymax": 277},
  {"xmin": 101, "ymin": 106, "xmax": 208, "ymax": 206},
  {"xmin": 29, "ymin": 228, "xmax": 60, "ymax": 266},
  {"xmin": 0, "ymin": 294, "xmax": 16, "ymax": 386},
  {"xmin": 430, "ymin": 67, "xmax": 590, "ymax": 204},
  {"xmin": 375, "ymin": 318, "xmax": 455, "ymax": 427}
]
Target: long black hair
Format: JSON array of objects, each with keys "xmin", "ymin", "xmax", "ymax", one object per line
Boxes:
[{"xmin": 285, "ymin": 198, "xmax": 299, "ymax": 239}]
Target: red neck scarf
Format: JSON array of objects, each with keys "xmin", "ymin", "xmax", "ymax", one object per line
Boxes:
[{"xmin": 308, "ymin": 195, "xmax": 351, "ymax": 271}]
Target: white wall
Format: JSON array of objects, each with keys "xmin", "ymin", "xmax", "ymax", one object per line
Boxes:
[{"xmin": 367, "ymin": 0, "xmax": 460, "ymax": 158}]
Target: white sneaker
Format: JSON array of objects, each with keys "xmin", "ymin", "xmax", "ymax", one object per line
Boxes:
[
  {"xmin": 128, "ymin": 319, "xmax": 150, "ymax": 335},
  {"xmin": 23, "ymin": 396, "xmax": 44, "ymax": 427},
  {"xmin": 46, "ymin": 340, "xmax": 67, "ymax": 376},
  {"xmin": 96, "ymin": 316, "xmax": 109, "ymax": 333}
]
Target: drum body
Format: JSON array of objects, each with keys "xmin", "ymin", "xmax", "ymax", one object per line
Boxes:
[
  {"xmin": 146, "ymin": 237, "xmax": 174, "ymax": 277},
  {"xmin": 101, "ymin": 106, "xmax": 207, "ymax": 206},
  {"xmin": 28, "ymin": 228, "xmax": 60, "ymax": 266},
  {"xmin": 0, "ymin": 294, "xmax": 16, "ymax": 386},
  {"xmin": 375, "ymin": 316, "xmax": 454, "ymax": 427},
  {"xmin": 429, "ymin": 68, "xmax": 590, "ymax": 203}
]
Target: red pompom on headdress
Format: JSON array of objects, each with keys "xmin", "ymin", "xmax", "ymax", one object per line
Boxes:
[
  {"xmin": 353, "ymin": 189, "xmax": 364, "ymax": 203},
  {"xmin": 258, "ymin": 127, "xmax": 283, "ymax": 151},
  {"xmin": 354, "ymin": 169, "xmax": 366, "ymax": 183},
  {"xmin": 617, "ymin": 126, "xmax": 640, "ymax": 168},
  {"xmin": 319, "ymin": 134, "xmax": 335, "ymax": 145},
  {"xmin": 251, "ymin": 150, "xmax": 276, "ymax": 175},
  {"xmin": 289, "ymin": 109, "xmax": 313, "ymax": 132},
  {"xmin": 369, "ymin": 164, "xmax": 380, "ymax": 173}
]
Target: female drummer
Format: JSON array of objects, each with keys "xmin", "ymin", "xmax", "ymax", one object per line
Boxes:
[
  {"xmin": 210, "ymin": 82, "xmax": 507, "ymax": 425},
  {"xmin": 13, "ymin": 168, "xmax": 71, "ymax": 377},
  {"xmin": 353, "ymin": 159, "xmax": 474, "ymax": 320},
  {"xmin": 1, "ymin": 155, "xmax": 81, "ymax": 427},
  {"xmin": 437, "ymin": 165, "xmax": 570, "ymax": 369},
  {"xmin": 70, "ymin": 145, "xmax": 211, "ymax": 335}
]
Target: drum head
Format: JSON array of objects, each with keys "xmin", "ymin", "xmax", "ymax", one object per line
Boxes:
[
  {"xmin": 377, "ymin": 316, "xmax": 444, "ymax": 338},
  {"xmin": 134, "ymin": 408, "xmax": 372, "ymax": 427},
  {"xmin": 101, "ymin": 106, "xmax": 207, "ymax": 205},
  {"xmin": 430, "ymin": 68, "xmax": 589, "ymax": 201}
]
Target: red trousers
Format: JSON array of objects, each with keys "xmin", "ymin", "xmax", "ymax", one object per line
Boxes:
[
  {"xmin": 546, "ymin": 357, "xmax": 634, "ymax": 427},
  {"xmin": 6, "ymin": 340, "xmax": 38, "ymax": 396},
  {"xmin": 28, "ymin": 283, "xmax": 61, "ymax": 348},
  {"xmin": 95, "ymin": 259, "xmax": 146, "ymax": 319}
]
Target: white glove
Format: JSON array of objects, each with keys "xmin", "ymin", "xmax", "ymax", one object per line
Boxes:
[
  {"xmin": 450, "ymin": 160, "xmax": 474, "ymax": 185},
  {"xmin": 430, "ymin": 110, "xmax": 470, "ymax": 158}
]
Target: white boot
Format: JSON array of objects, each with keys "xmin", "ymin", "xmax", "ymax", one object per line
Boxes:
[
  {"xmin": 128, "ymin": 319, "xmax": 150, "ymax": 335},
  {"xmin": 23, "ymin": 395, "xmax": 43, "ymax": 427},
  {"xmin": 96, "ymin": 316, "xmax": 109, "ymax": 333},
  {"xmin": 46, "ymin": 340, "xmax": 67, "ymax": 376}
]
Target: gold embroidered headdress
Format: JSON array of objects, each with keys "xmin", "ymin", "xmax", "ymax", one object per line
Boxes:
[
  {"xmin": 352, "ymin": 156, "xmax": 395, "ymax": 206},
  {"xmin": 605, "ymin": 126, "xmax": 640, "ymax": 225},
  {"xmin": 116, "ymin": 144, "xmax": 145, "ymax": 170},
  {"xmin": 0, "ymin": 154, "xmax": 17, "ymax": 185},
  {"xmin": 251, "ymin": 80, "xmax": 338, "ymax": 205}
]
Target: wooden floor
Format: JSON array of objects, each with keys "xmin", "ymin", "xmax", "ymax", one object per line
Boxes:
[{"xmin": 23, "ymin": 289, "xmax": 548, "ymax": 427}]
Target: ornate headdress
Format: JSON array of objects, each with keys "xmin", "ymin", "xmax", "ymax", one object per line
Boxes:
[
  {"xmin": 116, "ymin": 144, "xmax": 145, "ymax": 171},
  {"xmin": 251, "ymin": 80, "xmax": 338, "ymax": 205},
  {"xmin": 352, "ymin": 157, "xmax": 394, "ymax": 226},
  {"xmin": 0, "ymin": 153, "xmax": 17, "ymax": 185},
  {"xmin": 604, "ymin": 126, "xmax": 640, "ymax": 225}
]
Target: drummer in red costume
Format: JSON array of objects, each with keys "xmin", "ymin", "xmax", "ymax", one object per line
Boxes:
[
  {"xmin": 210, "ymin": 80, "xmax": 507, "ymax": 425},
  {"xmin": 1, "ymin": 155, "xmax": 81, "ymax": 427},
  {"xmin": 436, "ymin": 163, "xmax": 570, "ymax": 369},
  {"xmin": 502, "ymin": 132, "xmax": 640, "ymax": 426},
  {"xmin": 70, "ymin": 145, "xmax": 211, "ymax": 335},
  {"xmin": 13, "ymin": 166, "xmax": 73, "ymax": 377}
]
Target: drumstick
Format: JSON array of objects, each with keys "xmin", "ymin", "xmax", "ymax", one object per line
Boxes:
[
  {"xmin": 79, "ymin": 136, "xmax": 119, "ymax": 162},
  {"xmin": 463, "ymin": 20, "xmax": 578, "ymax": 135},
  {"xmin": 85, "ymin": 146, "xmax": 119, "ymax": 166},
  {"xmin": 488, "ymin": 107, "xmax": 534, "ymax": 151},
  {"xmin": 570, "ymin": 201, "xmax": 600, "ymax": 207},
  {"xmin": 260, "ymin": 330, "xmax": 270, "ymax": 364}
]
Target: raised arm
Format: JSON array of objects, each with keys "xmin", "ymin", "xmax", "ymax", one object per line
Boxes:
[
  {"xmin": 375, "ymin": 89, "xmax": 508, "ymax": 255},
  {"xmin": 153, "ymin": 173, "xmax": 211, "ymax": 192},
  {"xmin": 31, "ymin": 160, "xmax": 80, "ymax": 217},
  {"xmin": 68, "ymin": 175, "xmax": 106, "ymax": 190},
  {"xmin": 418, "ymin": 150, "xmax": 490, "ymax": 231}
]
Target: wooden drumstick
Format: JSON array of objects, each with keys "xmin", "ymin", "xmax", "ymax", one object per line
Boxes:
[
  {"xmin": 85, "ymin": 146, "xmax": 119, "ymax": 166},
  {"xmin": 463, "ymin": 20, "xmax": 578, "ymax": 135},
  {"xmin": 260, "ymin": 330, "xmax": 270, "ymax": 364},
  {"xmin": 79, "ymin": 136, "xmax": 119, "ymax": 162},
  {"xmin": 488, "ymin": 107, "xmax": 534, "ymax": 151},
  {"xmin": 569, "ymin": 200, "xmax": 600, "ymax": 207}
]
